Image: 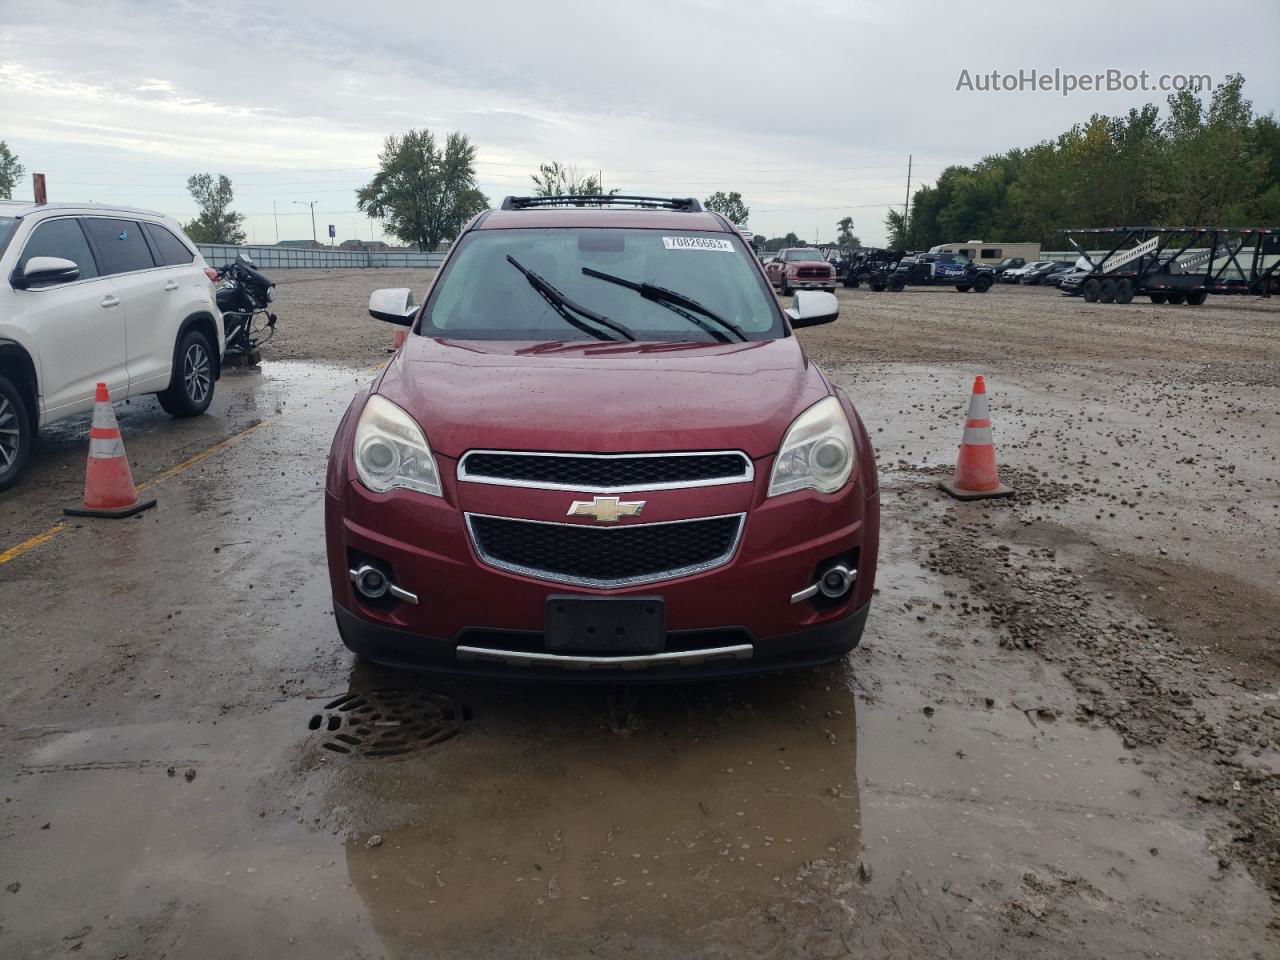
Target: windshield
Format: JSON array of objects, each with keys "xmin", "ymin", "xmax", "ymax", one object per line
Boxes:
[
  {"xmin": 422, "ymin": 228, "xmax": 785, "ymax": 341},
  {"xmin": 0, "ymin": 216, "xmax": 17, "ymax": 253},
  {"xmin": 784, "ymin": 249, "xmax": 825, "ymax": 262}
]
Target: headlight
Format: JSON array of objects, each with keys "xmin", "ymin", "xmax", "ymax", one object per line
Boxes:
[
  {"xmin": 265, "ymin": 285, "xmax": 274, "ymax": 303},
  {"xmin": 353, "ymin": 395, "xmax": 442, "ymax": 496},
  {"xmin": 768, "ymin": 396, "xmax": 855, "ymax": 497}
]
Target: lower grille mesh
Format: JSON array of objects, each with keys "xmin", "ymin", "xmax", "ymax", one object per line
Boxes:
[{"xmin": 467, "ymin": 514, "xmax": 742, "ymax": 586}]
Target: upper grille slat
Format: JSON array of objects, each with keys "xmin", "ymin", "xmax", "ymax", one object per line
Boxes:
[
  {"xmin": 459, "ymin": 451, "xmax": 752, "ymax": 491},
  {"xmin": 466, "ymin": 513, "xmax": 744, "ymax": 588}
]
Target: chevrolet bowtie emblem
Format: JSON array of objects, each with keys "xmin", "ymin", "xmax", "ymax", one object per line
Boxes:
[{"xmin": 567, "ymin": 496, "xmax": 646, "ymax": 523}]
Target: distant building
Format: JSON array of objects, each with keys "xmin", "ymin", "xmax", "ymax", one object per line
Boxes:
[
  {"xmin": 340, "ymin": 239, "xmax": 393, "ymax": 251},
  {"xmin": 276, "ymin": 239, "xmax": 325, "ymax": 249}
]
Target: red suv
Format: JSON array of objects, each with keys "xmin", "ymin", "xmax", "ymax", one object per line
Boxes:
[
  {"xmin": 325, "ymin": 196, "xmax": 879, "ymax": 679},
  {"xmin": 765, "ymin": 247, "xmax": 837, "ymax": 295}
]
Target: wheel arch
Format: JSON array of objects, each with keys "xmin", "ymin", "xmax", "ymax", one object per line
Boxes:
[
  {"xmin": 166, "ymin": 312, "xmax": 222, "ymax": 394},
  {"xmin": 0, "ymin": 339, "xmax": 40, "ymax": 431}
]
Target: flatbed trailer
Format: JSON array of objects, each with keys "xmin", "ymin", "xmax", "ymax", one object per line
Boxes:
[{"xmin": 1062, "ymin": 226, "xmax": 1280, "ymax": 304}]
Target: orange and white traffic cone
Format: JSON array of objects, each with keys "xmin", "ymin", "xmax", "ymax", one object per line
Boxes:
[
  {"xmin": 939, "ymin": 375, "xmax": 1013, "ymax": 501},
  {"xmin": 63, "ymin": 383, "xmax": 157, "ymax": 519}
]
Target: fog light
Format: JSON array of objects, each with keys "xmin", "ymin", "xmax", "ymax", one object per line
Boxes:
[
  {"xmin": 818, "ymin": 564, "xmax": 854, "ymax": 599},
  {"xmin": 351, "ymin": 564, "xmax": 389, "ymax": 599}
]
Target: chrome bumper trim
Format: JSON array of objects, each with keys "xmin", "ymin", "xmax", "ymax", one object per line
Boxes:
[
  {"xmin": 388, "ymin": 584, "xmax": 419, "ymax": 604},
  {"xmin": 456, "ymin": 643, "xmax": 754, "ymax": 671},
  {"xmin": 789, "ymin": 584, "xmax": 820, "ymax": 603}
]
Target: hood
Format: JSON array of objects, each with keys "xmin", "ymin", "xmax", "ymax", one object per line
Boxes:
[{"xmin": 375, "ymin": 336, "xmax": 831, "ymax": 460}]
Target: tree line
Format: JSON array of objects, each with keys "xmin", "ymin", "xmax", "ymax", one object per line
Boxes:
[{"xmin": 886, "ymin": 74, "xmax": 1280, "ymax": 251}]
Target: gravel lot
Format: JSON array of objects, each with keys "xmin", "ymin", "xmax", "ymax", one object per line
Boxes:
[{"xmin": 1, "ymin": 273, "xmax": 1276, "ymax": 957}]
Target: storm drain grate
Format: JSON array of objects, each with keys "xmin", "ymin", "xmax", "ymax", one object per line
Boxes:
[{"xmin": 308, "ymin": 688, "xmax": 471, "ymax": 758}]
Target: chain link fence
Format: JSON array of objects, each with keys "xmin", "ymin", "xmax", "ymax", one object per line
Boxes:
[{"xmin": 197, "ymin": 244, "xmax": 445, "ymax": 269}]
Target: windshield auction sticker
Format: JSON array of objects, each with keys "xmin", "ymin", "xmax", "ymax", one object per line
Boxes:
[{"xmin": 662, "ymin": 236, "xmax": 735, "ymax": 252}]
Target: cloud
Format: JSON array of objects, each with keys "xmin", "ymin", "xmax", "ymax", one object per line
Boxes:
[{"xmin": 2, "ymin": 0, "xmax": 1277, "ymax": 243}]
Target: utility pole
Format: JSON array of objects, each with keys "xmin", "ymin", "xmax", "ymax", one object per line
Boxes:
[
  {"xmin": 903, "ymin": 154, "xmax": 913, "ymax": 234},
  {"xmin": 273, "ymin": 201, "xmax": 279, "ymax": 244},
  {"xmin": 292, "ymin": 200, "xmax": 318, "ymax": 244}
]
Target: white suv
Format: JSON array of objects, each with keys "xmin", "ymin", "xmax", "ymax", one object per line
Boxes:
[{"xmin": 0, "ymin": 201, "xmax": 224, "ymax": 489}]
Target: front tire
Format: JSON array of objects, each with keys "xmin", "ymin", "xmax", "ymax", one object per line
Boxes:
[
  {"xmin": 158, "ymin": 329, "xmax": 216, "ymax": 417},
  {"xmin": 955, "ymin": 284, "xmax": 972, "ymax": 292},
  {"xmin": 888, "ymin": 274, "xmax": 906, "ymax": 292},
  {"xmin": 1186, "ymin": 289, "xmax": 1208, "ymax": 306},
  {"xmin": 974, "ymin": 274, "xmax": 993, "ymax": 293},
  {"xmin": 0, "ymin": 374, "xmax": 32, "ymax": 491}
]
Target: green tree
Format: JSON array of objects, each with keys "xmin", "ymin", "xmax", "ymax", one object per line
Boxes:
[
  {"xmin": 0, "ymin": 141, "xmax": 26, "ymax": 201},
  {"xmin": 835, "ymin": 216, "xmax": 860, "ymax": 247},
  {"xmin": 704, "ymin": 191, "xmax": 750, "ymax": 226},
  {"xmin": 751, "ymin": 233, "xmax": 767, "ymax": 248},
  {"xmin": 893, "ymin": 75, "xmax": 1274, "ymax": 247},
  {"xmin": 530, "ymin": 162, "xmax": 615, "ymax": 197},
  {"xmin": 883, "ymin": 209, "xmax": 909, "ymax": 249},
  {"xmin": 358, "ymin": 129, "xmax": 489, "ymax": 252},
  {"xmin": 183, "ymin": 173, "xmax": 246, "ymax": 244}
]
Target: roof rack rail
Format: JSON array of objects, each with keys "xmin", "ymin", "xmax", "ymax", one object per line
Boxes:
[{"xmin": 500, "ymin": 195, "xmax": 703, "ymax": 212}]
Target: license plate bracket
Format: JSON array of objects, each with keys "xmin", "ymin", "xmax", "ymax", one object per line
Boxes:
[{"xmin": 544, "ymin": 596, "xmax": 666, "ymax": 653}]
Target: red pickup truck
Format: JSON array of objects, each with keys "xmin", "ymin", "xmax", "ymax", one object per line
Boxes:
[{"xmin": 765, "ymin": 248, "xmax": 837, "ymax": 295}]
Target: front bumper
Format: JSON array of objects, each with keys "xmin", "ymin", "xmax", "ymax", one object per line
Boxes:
[
  {"xmin": 325, "ymin": 456, "xmax": 879, "ymax": 680},
  {"xmin": 786, "ymin": 278, "xmax": 836, "ymax": 289},
  {"xmin": 334, "ymin": 600, "xmax": 870, "ymax": 681}
]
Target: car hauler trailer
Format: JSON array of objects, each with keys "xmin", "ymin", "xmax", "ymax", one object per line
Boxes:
[{"xmin": 1062, "ymin": 226, "xmax": 1280, "ymax": 304}]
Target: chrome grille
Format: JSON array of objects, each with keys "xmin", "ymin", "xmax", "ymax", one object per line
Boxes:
[
  {"xmin": 466, "ymin": 513, "xmax": 744, "ymax": 588},
  {"xmin": 458, "ymin": 450, "xmax": 753, "ymax": 492}
]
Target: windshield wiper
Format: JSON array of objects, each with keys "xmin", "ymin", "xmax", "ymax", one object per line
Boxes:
[
  {"xmin": 505, "ymin": 255, "xmax": 635, "ymax": 342},
  {"xmin": 580, "ymin": 267, "xmax": 749, "ymax": 342}
]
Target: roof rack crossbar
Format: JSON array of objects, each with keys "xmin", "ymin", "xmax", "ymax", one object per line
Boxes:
[{"xmin": 500, "ymin": 195, "xmax": 703, "ymax": 212}]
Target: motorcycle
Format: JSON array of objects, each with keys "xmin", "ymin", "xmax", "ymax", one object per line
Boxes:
[{"xmin": 215, "ymin": 254, "xmax": 278, "ymax": 358}]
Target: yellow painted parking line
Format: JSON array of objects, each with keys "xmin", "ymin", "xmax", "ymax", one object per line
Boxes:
[
  {"xmin": 0, "ymin": 414, "xmax": 282, "ymax": 568},
  {"xmin": 136, "ymin": 415, "xmax": 280, "ymax": 493},
  {"xmin": 0, "ymin": 521, "xmax": 69, "ymax": 566}
]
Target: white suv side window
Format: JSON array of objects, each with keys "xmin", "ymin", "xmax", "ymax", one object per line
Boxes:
[
  {"xmin": 80, "ymin": 218, "xmax": 155, "ymax": 275},
  {"xmin": 18, "ymin": 218, "xmax": 100, "ymax": 286}
]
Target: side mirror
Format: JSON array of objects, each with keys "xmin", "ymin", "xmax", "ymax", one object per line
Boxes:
[
  {"xmin": 369, "ymin": 288, "xmax": 416, "ymax": 326},
  {"xmin": 14, "ymin": 256, "xmax": 81, "ymax": 289},
  {"xmin": 785, "ymin": 290, "xmax": 839, "ymax": 328}
]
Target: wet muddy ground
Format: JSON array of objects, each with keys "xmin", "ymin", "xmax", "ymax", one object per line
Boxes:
[{"xmin": 1, "ymin": 279, "xmax": 1277, "ymax": 958}]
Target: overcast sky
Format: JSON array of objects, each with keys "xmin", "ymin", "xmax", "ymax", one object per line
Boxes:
[{"xmin": 2, "ymin": 0, "xmax": 1277, "ymax": 246}]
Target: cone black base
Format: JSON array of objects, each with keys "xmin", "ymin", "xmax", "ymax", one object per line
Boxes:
[
  {"xmin": 938, "ymin": 480, "xmax": 1013, "ymax": 501},
  {"xmin": 64, "ymin": 498, "xmax": 157, "ymax": 519}
]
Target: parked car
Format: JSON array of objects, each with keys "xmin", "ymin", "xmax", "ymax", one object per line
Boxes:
[
  {"xmin": 990, "ymin": 257, "xmax": 1026, "ymax": 277},
  {"xmin": 1021, "ymin": 261, "xmax": 1077, "ymax": 285},
  {"xmin": 764, "ymin": 247, "xmax": 837, "ymax": 295},
  {"xmin": 0, "ymin": 201, "xmax": 224, "ymax": 489},
  {"xmin": 325, "ymin": 195, "xmax": 881, "ymax": 679},
  {"xmin": 1045, "ymin": 266, "xmax": 1078, "ymax": 287}
]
